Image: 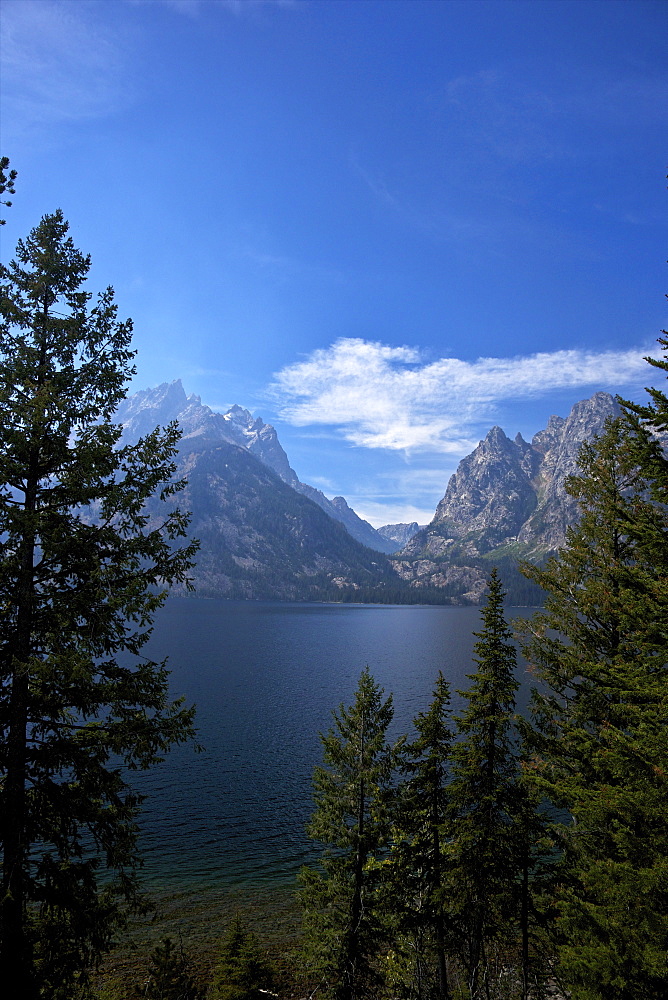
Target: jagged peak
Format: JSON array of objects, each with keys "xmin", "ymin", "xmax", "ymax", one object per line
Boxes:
[
  {"xmin": 566, "ymin": 390, "xmax": 618, "ymax": 421},
  {"xmin": 224, "ymin": 403, "xmax": 251, "ymax": 419},
  {"xmin": 478, "ymin": 425, "xmax": 515, "ymax": 454},
  {"xmin": 139, "ymin": 378, "xmax": 184, "ymax": 399},
  {"xmin": 223, "ymin": 404, "xmax": 265, "ymax": 430},
  {"xmin": 485, "ymin": 425, "xmax": 510, "ymax": 442}
]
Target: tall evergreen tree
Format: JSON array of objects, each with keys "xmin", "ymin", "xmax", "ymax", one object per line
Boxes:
[
  {"xmin": 519, "ymin": 410, "xmax": 668, "ymax": 999},
  {"xmin": 387, "ymin": 672, "xmax": 454, "ymax": 1000},
  {"xmin": 0, "ymin": 210, "xmax": 198, "ymax": 997},
  {"xmin": 447, "ymin": 569, "xmax": 520, "ymax": 999},
  {"xmin": 299, "ymin": 667, "xmax": 403, "ymax": 1000}
]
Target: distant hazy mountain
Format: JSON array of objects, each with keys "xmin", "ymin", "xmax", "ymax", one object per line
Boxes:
[
  {"xmin": 376, "ymin": 522, "xmax": 425, "ymax": 550},
  {"xmin": 393, "ymin": 392, "xmax": 622, "ymax": 602},
  {"xmin": 114, "ymin": 381, "xmax": 395, "ymax": 553}
]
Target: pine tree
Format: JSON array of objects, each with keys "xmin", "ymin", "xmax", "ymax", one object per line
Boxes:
[
  {"xmin": 447, "ymin": 569, "xmax": 520, "ymax": 999},
  {"xmin": 210, "ymin": 915, "xmax": 274, "ymax": 1000},
  {"xmin": 0, "ymin": 156, "xmax": 17, "ymax": 224},
  {"xmin": 299, "ymin": 667, "xmax": 403, "ymax": 1000},
  {"xmin": 0, "ymin": 210, "xmax": 198, "ymax": 997},
  {"xmin": 519, "ymin": 411, "xmax": 668, "ymax": 999},
  {"xmin": 387, "ymin": 672, "xmax": 454, "ymax": 999},
  {"xmin": 134, "ymin": 937, "xmax": 205, "ymax": 1000}
]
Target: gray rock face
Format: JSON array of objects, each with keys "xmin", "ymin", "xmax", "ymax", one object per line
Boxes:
[
  {"xmin": 395, "ymin": 392, "xmax": 623, "ymax": 596},
  {"xmin": 518, "ymin": 391, "xmax": 621, "ymax": 551},
  {"xmin": 377, "ymin": 522, "xmax": 424, "ymax": 550},
  {"xmin": 115, "ymin": 381, "xmax": 301, "ymax": 487},
  {"xmin": 146, "ymin": 442, "xmax": 397, "ymax": 601},
  {"xmin": 291, "ymin": 485, "xmax": 397, "ymax": 553},
  {"xmin": 431, "ymin": 425, "xmax": 539, "ymax": 551}
]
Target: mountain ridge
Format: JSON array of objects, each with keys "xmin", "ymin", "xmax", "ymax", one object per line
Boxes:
[
  {"xmin": 116, "ymin": 383, "xmax": 634, "ymax": 604},
  {"xmin": 115, "ymin": 381, "xmax": 398, "ymax": 554}
]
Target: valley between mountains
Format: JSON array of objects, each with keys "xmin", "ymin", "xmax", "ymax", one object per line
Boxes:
[{"xmin": 116, "ymin": 382, "xmax": 622, "ymax": 604}]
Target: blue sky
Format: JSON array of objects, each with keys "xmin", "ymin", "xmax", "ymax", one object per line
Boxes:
[{"xmin": 1, "ymin": 0, "xmax": 666, "ymax": 526}]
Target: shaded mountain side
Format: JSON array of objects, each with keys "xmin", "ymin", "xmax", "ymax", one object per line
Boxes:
[
  {"xmin": 295, "ymin": 484, "xmax": 398, "ymax": 554},
  {"xmin": 157, "ymin": 442, "xmax": 407, "ymax": 601},
  {"xmin": 115, "ymin": 381, "xmax": 394, "ymax": 553}
]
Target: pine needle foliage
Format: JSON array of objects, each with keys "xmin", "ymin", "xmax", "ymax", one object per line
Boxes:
[
  {"xmin": 133, "ymin": 938, "xmax": 205, "ymax": 1000},
  {"xmin": 210, "ymin": 915, "xmax": 274, "ymax": 1000},
  {"xmin": 447, "ymin": 569, "xmax": 521, "ymax": 999},
  {"xmin": 300, "ymin": 667, "xmax": 404, "ymax": 1000},
  {"xmin": 519, "ymin": 400, "xmax": 668, "ymax": 998},
  {"xmin": 0, "ymin": 210, "xmax": 198, "ymax": 997},
  {"xmin": 387, "ymin": 672, "xmax": 455, "ymax": 999}
]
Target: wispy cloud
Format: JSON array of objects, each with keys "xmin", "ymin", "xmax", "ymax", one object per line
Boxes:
[
  {"xmin": 443, "ymin": 68, "xmax": 569, "ymax": 165},
  {"xmin": 236, "ymin": 245, "xmax": 345, "ymax": 285},
  {"xmin": 158, "ymin": 0, "xmax": 300, "ymax": 18},
  {"xmin": 441, "ymin": 63, "xmax": 668, "ymax": 165},
  {"xmin": 0, "ymin": 0, "xmax": 129, "ymax": 136},
  {"xmin": 269, "ymin": 338, "xmax": 651, "ymax": 453}
]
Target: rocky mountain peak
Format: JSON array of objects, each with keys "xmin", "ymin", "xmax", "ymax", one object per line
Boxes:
[
  {"xmin": 532, "ymin": 413, "xmax": 566, "ymax": 455},
  {"xmin": 517, "ymin": 390, "xmax": 621, "ymax": 550},
  {"xmin": 431, "ymin": 421, "xmax": 537, "ymax": 549},
  {"xmin": 114, "ymin": 379, "xmax": 189, "ymax": 443},
  {"xmin": 223, "ymin": 404, "xmax": 263, "ymax": 432},
  {"xmin": 396, "ymin": 391, "xmax": 625, "ymax": 596},
  {"xmin": 484, "ymin": 425, "xmax": 511, "ymax": 447}
]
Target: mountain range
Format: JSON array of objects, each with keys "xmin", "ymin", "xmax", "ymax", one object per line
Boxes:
[
  {"xmin": 116, "ymin": 381, "xmax": 402, "ymax": 555},
  {"xmin": 115, "ymin": 382, "xmax": 624, "ymax": 603}
]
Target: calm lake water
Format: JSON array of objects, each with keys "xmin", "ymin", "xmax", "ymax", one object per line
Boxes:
[{"xmin": 131, "ymin": 599, "xmax": 535, "ymax": 896}]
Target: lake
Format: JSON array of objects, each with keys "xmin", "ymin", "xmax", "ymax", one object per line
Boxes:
[{"xmin": 130, "ymin": 599, "xmax": 535, "ymax": 899}]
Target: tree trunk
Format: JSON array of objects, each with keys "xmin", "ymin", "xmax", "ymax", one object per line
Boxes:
[
  {"xmin": 1, "ymin": 478, "xmax": 38, "ymax": 997},
  {"xmin": 431, "ymin": 787, "xmax": 450, "ymax": 999}
]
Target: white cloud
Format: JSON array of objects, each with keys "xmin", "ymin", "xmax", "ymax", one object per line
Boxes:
[{"xmin": 269, "ymin": 338, "xmax": 651, "ymax": 453}]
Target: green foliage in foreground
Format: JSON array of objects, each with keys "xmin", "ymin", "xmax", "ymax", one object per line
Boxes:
[
  {"xmin": 517, "ymin": 341, "xmax": 668, "ymax": 999},
  {"xmin": 299, "ymin": 668, "xmax": 405, "ymax": 999},
  {"xmin": 300, "ymin": 576, "xmax": 557, "ymax": 1000},
  {"xmin": 446, "ymin": 570, "xmax": 522, "ymax": 997},
  {"xmin": 0, "ymin": 209, "xmax": 198, "ymax": 998},
  {"xmin": 209, "ymin": 915, "xmax": 274, "ymax": 1000},
  {"xmin": 385, "ymin": 671, "xmax": 454, "ymax": 998},
  {"xmin": 132, "ymin": 938, "xmax": 205, "ymax": 1000}
]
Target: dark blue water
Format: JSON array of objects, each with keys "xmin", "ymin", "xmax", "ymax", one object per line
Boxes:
[{"xmin": 131, "ymin": 599, "xmax": 532, "ymax": 894}]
